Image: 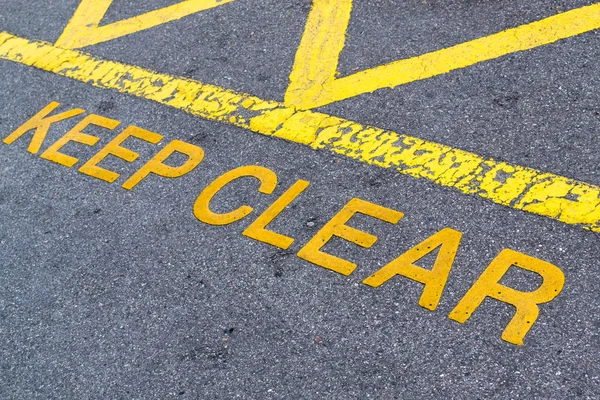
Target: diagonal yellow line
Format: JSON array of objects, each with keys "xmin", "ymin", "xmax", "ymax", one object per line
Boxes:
[
  {"xmin": 286, "ymin": 1, "xmax": 600, "ymax": 109},
  {"xmin": 55, "ymin": 0, "xmax": 237, "ymax": 49},
  {"xmin": 0, "ymin": 31, "xmax": 599, "ymax": 232}
]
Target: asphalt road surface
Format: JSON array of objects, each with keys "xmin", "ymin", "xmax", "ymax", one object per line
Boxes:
[{"xmin": 0, "ymin": 0, "xmax": 599, "ymax": 398}]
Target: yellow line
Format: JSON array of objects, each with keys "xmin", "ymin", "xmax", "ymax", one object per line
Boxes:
[
  {"xmin": 55, "ymin": 0, "xmax": 236, "ymax": 49},
  {"xmin": 1, "ymin": 31, "xmax": 599, "ymax": 232},
  {"xmin": 286, "ymin": 1, "xmax": 600, "ymax": 109}
]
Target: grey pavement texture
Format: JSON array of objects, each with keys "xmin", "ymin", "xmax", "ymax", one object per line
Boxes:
[{"xmin": 0, "ymin": 0, "xmax": 599, "ymax": 399}]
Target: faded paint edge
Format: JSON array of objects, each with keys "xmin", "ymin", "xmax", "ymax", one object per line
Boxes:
[{"xmin": 0, "ymin": 31, "xmax": 598, "ymax": 232}]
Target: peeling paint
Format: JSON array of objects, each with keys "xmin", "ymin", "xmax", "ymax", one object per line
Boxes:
[{"xmin": 0, "ymin": 32, "xmax": 599, "ymax": 232}]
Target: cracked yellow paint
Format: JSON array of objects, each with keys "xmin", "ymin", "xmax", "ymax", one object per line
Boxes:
[
  {"xmin": 285, "ymin": 0, "xmax": 600, "ymax": 109},
  {"xmin": 55, "ymin": 0, "xmax": 236, "ymax": 49},
  {"xmin": 0, "ymin": 32, "xmax": 599, "ymax": 232}
]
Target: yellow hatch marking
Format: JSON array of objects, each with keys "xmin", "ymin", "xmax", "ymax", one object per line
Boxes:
[
  {"xmin": 55, "ymin": 0, "xmax": 236, "ymax": 49},
  {"xmin": 285, "ymin": 1, "xmax": 600, "ymax": 109},
  {"xmin": 1, "ymin": 32, "xmax": 599, "ymax": 232}
]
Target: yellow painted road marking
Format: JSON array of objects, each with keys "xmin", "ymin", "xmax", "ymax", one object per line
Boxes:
[
  {"xmin": 1, "ymin": 32, "xmax": 599, "ymax": 232},
  {"xmin": 55, "ymin": 0, "xmax": 236, "ymax": 49},
  {"xmin": 448, "ymin": 249, "xmax": 565, "ymax": 346},
  {"xmin": 3, "ymin": 100, "xmax": 565, "ymax": 346},
  {"xmin": 285, "ymin": 0, "xmax": 600, "ymax": 109}
]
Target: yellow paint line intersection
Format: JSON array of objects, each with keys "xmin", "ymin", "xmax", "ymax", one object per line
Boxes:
[
  {"xmin": 0, "ymin": 28, "xmax": 598, "ymax": 232},
  {"xmin": 2, "ymin": 1, "xmax": 600, "ymax": 392}
]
